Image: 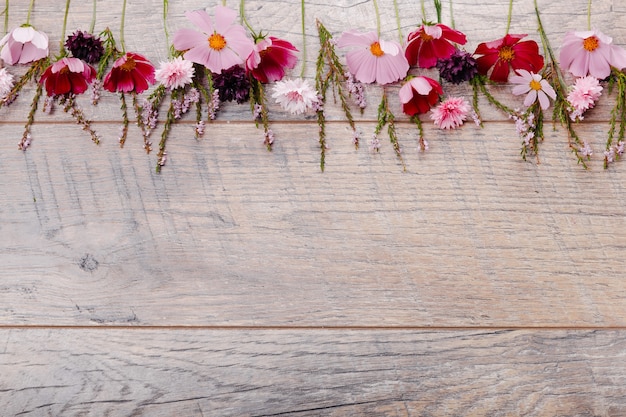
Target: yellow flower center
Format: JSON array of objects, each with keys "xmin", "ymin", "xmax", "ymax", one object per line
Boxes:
[
  {"xmin": 209, "ymin": 33, "xmax": 227, "ymax": 51},
  {"xmin": 420, "ymin": 32, "xmax": 434, "ymax": 42},
  {"xmin": 583, "ymin": 36, "xmax": 599, "ymax": 52},
  {"xmin": 370, "ymin": 42, "xmax": 384, "ymax": 57},
  {"xmin": 529, "ymin": 79, "xmax": 542, "ymax": 91},
  {"xmin": 498, "ymin": 45, "xmax": 515, "ymax": 62},
  {"xmin": 119, "ymin": 57, "xmax": 137, "ymax": 71}
]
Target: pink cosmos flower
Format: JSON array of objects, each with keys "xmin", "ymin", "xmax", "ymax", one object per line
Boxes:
[
  {"xmin": 510, "ymin": 69, "xmax": 556, "ymax": 110},
  {"xmin": 272, "ymin": 78, "xmax": 319, "ymax": 114},
  {"xmin": 430, "ymin": 97, "xmax": 470, "ymax": 129},
  {"xmin": 0, "ymin": 67, "xmax": 14, "ymax": 98},
  {"xmin": 40, "ymin": 57, "xmax": 96, "ymax": 96},
  {"xmin": 173, "ymin": 6, "xmax": 254, "ymax": 74},
  {"xmin": 567, "ymin": 75, "xmax": 602, "ymax": 119},
  {"xmin": 246, "ymin": 36, "xmax": 298, "ymax": 83},
  {"xmin": 155, "ymin": 57, "xmax": 195, "ymax": 89},
  {"xmin": 404, "ymin": 23, "xmax": 467, "ymax": 68},
  {"xmin": 0, "ymin": 26, "xmax": 49, "ymax": 65},
  {"xmin": 103, "ymin": 52, "xmax": 155, "ymax": 93},
  {"xmin": 474, "ymin": 34, "xmax": 544, "ymax": 83},
  {"xmin": 399, "ymin": 76, "xmax": 442, "ymax": 116},
  {"xmin": 559, "ymin": 30, "xmax": 626, "ymax": 79},
  {"xmin": 337, "ymin": 30, "xmax": 409, "ymax": 85}
]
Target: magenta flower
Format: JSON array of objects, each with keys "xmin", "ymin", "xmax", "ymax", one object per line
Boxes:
[
  {"xmin": 246, "ymin": 36, "xmax": 298, "ymax": 83},
  {"xmin": 399, "ymin": 76, "xmax": 442, "ymax": 116},
  {"xmin": 0, "ymin": 26, "xmax": 49, "ymax": 65},
  {"xmin": 559, "ymin": 30, "xmax": 626, "ymax": 79},
  {"xmin": 103, "ymin": 52, "xmax": 155, "ymax": 93},
  {"xmin": 173, "ymin": 6, "xmax": 254, "ymax": 74},
  {"xmin": 155, "ymin": 57, "xmax": 195, "ymax": 89},
  {"xmin": 430, "ymin": 97, "xmax": 470, "ymax": 129},
  {"xmin": 510, "ymin": 69, "xmax": 556, "ymax": 110},
  {"xmin": 337, "ymin": 30, "xmax": 409, "ymax": 85},
  {"xmin": 405, "ymin": 23, "xmax": 467, "ymax": 69},
  {"xmin": 40, "ymin": 57, "xmax": 96, "ymax": 96}
]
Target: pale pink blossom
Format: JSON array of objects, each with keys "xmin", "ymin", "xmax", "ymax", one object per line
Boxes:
[
  {"xmin": 559, "ymin": 30, "xmax": 626, "ymax": 79},
  {"xmin": 510, "ymin": 69, "xmax": 556, "ymax": 110},
  {"xmin": 173, "ymin": 6, "xmax": 254, "ymax": 74},
  {"xmin": 272, "ymin": 78, "xmax": 319, "ymax": 114},
  {"xmin": 430, "ymin": 97, "xmax": 470, "ymax": 129},
  {"xmin": 567, "ymin": 75, "xmax": 602, "ymax": 119},
  {"xmin": 155, "ymin": 57, "xmax": 195, "ymax": 89},
  {"xmin": 337, "ymin": 30, "xmax": 409, "ymax": 85},
  {"xmin": 0, "ymin": 67, "xmax": 14, "ymax": 98},
  {"xmin": 0, "ymin": 26, "xmax": 49, "ymax": 65}
]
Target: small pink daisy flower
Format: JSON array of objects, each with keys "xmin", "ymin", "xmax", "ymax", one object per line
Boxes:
[
  {"xmin": 510, "ymin": 69, "xmax": 556, "ymax": 110},
  {"xmin": 567, "ymin": 76, "xmax": 603, "ymax": 120},
  {"xmin": 430, "ymin": 97, "xmax": 470, "ymax": 130},
  {"xmin": 560, "ymin": 30, "xmax": 626, "ymax": 79},
  {"xmin": 0, "ymin": 67, "xmax": 14, "ymax": 98},
  {"xmin": 272, "ymin": 78, "xmax": 319, "ymax": 114},
  {"xmin": 155, "ymin": 57, "xmax": 195, "ymax": 89},
  {"xmin": 173, "ymin": 6, "xmax": 254, "ymax": 74},
  {"xmin": 337, "ymin": 30, "xmax": 409, "ymax": 85}
]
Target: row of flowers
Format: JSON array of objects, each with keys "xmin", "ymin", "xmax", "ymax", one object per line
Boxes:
[{"xmin": 1, "ymin": 1, "xmax": 625, "ymax": 171}]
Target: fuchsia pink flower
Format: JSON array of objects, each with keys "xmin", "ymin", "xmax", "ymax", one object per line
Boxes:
[
  {"xmin": 40, "ymin": 57, "xmax": 96, "ymax": 96},
  {"xmin": 399, "ymin": 76, "xmax": 442, "ymax": 116},
  {"xmin": 103, "ymin": 52, "xmax": 155, "ymax": 93},
  {"xmin": 430, "ymin": 97, "xmax": 470, "ymax": 129},
  {"xmin": 404, "ymin": 23, "xmax": 467, "ymax": 69},
  {"xmin": 510, "ymin": 69, "xmax": 556, "ymax": 110},
  {"xmin": 0, "ymin": 26, "xmax": 49, "ymax": 65},
  {"xmin": 173, "ymin": 6, "xmax": 254, "ymax": 74},
  {"xmin": 474, "ymin": 34, "xmax": 544, "ymax": 82},
  {"xmin": 155, "ymin": 57, "xmax": 195, "ymax": 89},
  {"xmin": 559, "ymin": 30, "xmax": 626, "ymax": 79},
  {"xmin": 337, "ymin": 30, "xmax": 409, "ymax": 85},
  {"xmin": 246, "ymin": 36, "xmax": 298, "ymax": 83}
]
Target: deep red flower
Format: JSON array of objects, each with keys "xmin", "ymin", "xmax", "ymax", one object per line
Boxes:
[
  {"xmin": 399, "ymin": 76, "xmax": 443, "ymax": 116},
  {"xmin": 473, "ymin": 34, "xmax": 544, "ymax": 83},
  {"xmin": 404, "ymin": 23, "xmax": 467, "ymax": 69},
  {"xmin": 40, "ymin": 57, "xmax": 95, "ymax": 96},
  {"xmin": 246, "ymin": 36, "xmax": 298, "ymax": 83},
  {"xmin": 103, "ymin": 52, "xmax": 155, "ymax": 93}
]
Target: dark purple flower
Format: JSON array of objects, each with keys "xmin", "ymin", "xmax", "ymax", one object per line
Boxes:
[
  {"xmin": 436, "ymin": 50, "xmax": 478, "ymax": 84},
  {"xmin": 212, "ymin": 65, "xmax": 250, "ymax": 104},
  {"xmin": 65, "ymin": 30, "xmax": 104, "ymax": 64}
]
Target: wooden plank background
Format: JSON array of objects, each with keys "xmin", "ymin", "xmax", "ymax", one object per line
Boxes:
[{"xmin": 2, "ymin": 0, "xmax": 626, "ymax": 415}]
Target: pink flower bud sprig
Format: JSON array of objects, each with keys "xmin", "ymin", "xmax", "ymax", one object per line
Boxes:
[{"xmin": 315, "ymin": 20, "xmax": 361, "ymax": 172}]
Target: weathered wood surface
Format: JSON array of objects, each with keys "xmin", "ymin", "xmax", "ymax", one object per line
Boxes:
[{"xmin": 3, "ymin": 0, "xmax": 626, "ymax": 415}]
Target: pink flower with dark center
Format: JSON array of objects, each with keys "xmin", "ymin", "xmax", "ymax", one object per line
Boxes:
[
  {"xmin": 155, "ymin": 57, "xmax": 195, "ymax": 89},
  {"xmin": 567, "ymin": 75, "xmax": 602, "ymax": 119},
  {"xmin": 337, "ymin": 30, "xmax": 409, "ymax": 85},
  {"xmin": 40, "ymin": 57, "xmax": 96, "ymax": 96},
  {"xmin": 559, "ymin": 30, "xmax": 626, "ymax": 79},
  {"xmin": 246, "ymin": 36, "xmax": 298, "ymax": 83},
  {"xmin": 103, "ymin": 52, "xmax": 155, "ymax": 93},
  {"xmin": 0, "ymin": 26, "xmax": 49, "ymax": 65},
  {"xmin": 430, "ymin": 97, "xmax": 470, "ymax": 129},
  {"xmin": 399, "ymin": 76, "xmax": 442, "ymax": 116},
  {"xmin": 510, "ymin": 69, "xmax": 556, "ymax": 110},
  {"xmin": 405, "ymin": 23, "xmax": 467, "ymax": 69},
  {"xmin": 272, "ymin": 78, "xmax": 319, "ymax": 114},
  {"xmin": 173, "ymin": 6, "xmax": 254, "ymax": 74}
]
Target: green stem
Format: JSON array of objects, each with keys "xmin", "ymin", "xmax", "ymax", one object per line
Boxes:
[
  {"xmin": 300, "ymin": 0, "xmax": 306, "ymax": 77},
  {"xmin": 420, "ymin": 0, "xmax": 426, "ymax": 21},
  {"xmin": 505, "ymin": 0, "xmax": 513, "ymax": 34},
  {"xmin": 434, "ymin": 0, "xmax": 442, "ymax": 23},
  {"xmin": 163, "ymin": 0, "xmax": 170, "ymax": 56},
  {"xmin": 239, "ymin": 0, "xmax": 256, "ymax": 37},
  {"xmin": 26, "ymin": 0, "xmax": 35, "ymax": 25},
  {"xmin": 120, "ymin": 0, "xmax": 126, "ymax": 52},
  {"xmin": 450, "ymin": 0, "xmax": 455, "ymax": 29},
  {"xmin": 4, "ymin": 0, "xmax": 8, "ymax": 34},
  {"xmin": 372, "ymin": 0, "xmax": 381, "ymax": 36},
  {"xmin": 89, "ymin": 0, "xmax": 96, "ymax": 33},
  {"xmin": 60, "ymin": 0, "xmax": 70, "ymax": 53},
  {"xmin": 393, "ymin": 0, "xmax": 402, "ymax": 43},
  {"xmin": 587, "ymin": 0, "xmax": 591, "ymax": 30}
]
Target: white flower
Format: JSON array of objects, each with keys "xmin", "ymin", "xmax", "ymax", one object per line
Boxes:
[
  {"xmin": 0, "ymin": 67, "xmax": 14, "ymax": 98},
  {"xmin": 510, "ymin": 69, "xmax": 556, "ymax": 110},
  {"xmin": 155, "ymin": 57, "xmax": 195, "ymax": 89},
  {"xmin": 272, "ymin": 78, "xmax": 320, "ymax": 115}
]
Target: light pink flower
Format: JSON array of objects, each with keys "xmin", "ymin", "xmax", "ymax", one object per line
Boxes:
[
  {"xmin": 559, "ymin": 30, "xmax": 626, "ymax": 79},
  {"xmin": 567, "ymin": 75, "xmax": 602, "ymax": 118},
  {"xmin": 430, "ymin": 97, "xmax": 470, "ymax": 129},
  {"xmin": 155, "ymin": 57, "xmax": 195, "ymax": 89},
  {"xmin": 510, "ymin": 69, "xmax": 556, "ymax": 110},
  {"xmin": 173, "ymin": 6, "xmax": 254, "ymax": 74},
  {"xmin": 337, "ymin": 30, "xmax": 409, "ymax": 85},
  {"xmin": 272, "ymin": 78, "xmax": 319, "ymax": 114},
  {"xmin": 0, "ymin": 67, "xmax": 14, "ymax": 98},
  {"xmin": 0, "ymin": 26, "xmax": 49, "ymax": 65}
]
